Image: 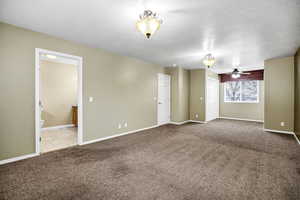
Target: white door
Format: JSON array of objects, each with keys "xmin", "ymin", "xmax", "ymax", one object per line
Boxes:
[
  {"xmin": 206, "ymin": 77, "xmax": 219, "ymax": 121},
  {"xmin": 157, "ymin": 73, "xmax": 171, "ymax": 125}
]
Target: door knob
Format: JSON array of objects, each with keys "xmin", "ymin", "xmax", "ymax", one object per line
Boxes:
[{"xmin": 158, "ymin": 102, "xmax": 162, "ymax": 104}]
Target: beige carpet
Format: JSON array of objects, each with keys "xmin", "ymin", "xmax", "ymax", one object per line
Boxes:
[{"xmin": 0, "ymin": 119, "xmax": 299, "ymax": 200}]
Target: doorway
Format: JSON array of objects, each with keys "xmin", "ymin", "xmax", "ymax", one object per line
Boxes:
[
  {"xmin": 157, "ymin": 73, "xmax": 171, "ymax": 125},
  {"xmin": 206, "ymin": 77, "xmax": 219, "ymax": 121},
  {"xmin": 35, "ymin": 48, "xmax": 83, "ymax": 154}
]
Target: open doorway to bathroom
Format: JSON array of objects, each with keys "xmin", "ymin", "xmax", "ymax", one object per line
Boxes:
[{"xmin": 35, "ymin": 49, "xmax": 83, "ymax": 154}]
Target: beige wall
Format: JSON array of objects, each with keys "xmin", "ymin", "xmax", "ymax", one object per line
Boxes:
[
  {"xmin": 220, "ymin": 81, "xmax": 264, "ymax": 121},
  {"xmin": 40, "ymin": 60, "xmax": 77, "ymax": 127},
  {"xmin": 180, "ymin": 68, "xmax": 190, "ymax": 121},
  {"xmin": 264, "ymin": 56, "xmax": 294, "ymax": 132},
  {"xmin": 295, "ymin": 49, "xmax": 300, "ymax": 136},
  {"xmin": 189, "ymin": 69, "xmax": 206, "ymax": 121},
  {"xmin": 0, "ymin": 22, "xmax": 164, "ymax": 160},
  {"xmin": 207, "ymin": 70, "xmax": 219, "ymax": 80},
  {"xmin": 165, "ymin": 67, "xmax": 190, "ymax": 122}
]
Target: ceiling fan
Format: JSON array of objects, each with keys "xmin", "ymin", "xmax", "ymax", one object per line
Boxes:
[{"xmin": 227, "ymin": 68, "xmax": 251, "ymax": 79}]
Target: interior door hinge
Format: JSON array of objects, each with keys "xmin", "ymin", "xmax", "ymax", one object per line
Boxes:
[{"xmin": 40, "ymin": 137, "xmax": 42, "ymax": 142}]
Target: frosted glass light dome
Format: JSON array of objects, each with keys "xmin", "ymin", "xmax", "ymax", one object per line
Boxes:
[
  {"xmin": 136, "ymin": 10, "xmax": 162, "ymax": 39},
  {"xmin": 203, "ymin": 54, "xmax": 216, "ymax": 68}
]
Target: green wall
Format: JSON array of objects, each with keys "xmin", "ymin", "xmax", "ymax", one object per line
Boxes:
[
  {"xmin": 189, "ymin": 69, "xmax": 206, "ymax": 121},
  {"xmin": 264, "ymin": 56, "xmax": 295, "ymax": 132},
  {"xmin": 0, "ymin": 22, "xmax": 164, "ymax": 160},
  {"xmin": 179, "ymin": 68, "xmax": 190, "ymax": 122},
  {"xmin": 167, "ymin": 68, "xmax": 219, "ymax": 123},
  {"xmin": 207, "ymin": 70, "xmax": 219, "ymax": 80},
  {"xmin": 165, "ymin": 67, "xmax": 190, "ymax": 122},
  {"xmin": 40, "ymin": 60, "xmax": 77, "ymax": 127},
  {"xmin": 295, "ymin": 49, "xmax": 300, "ymax": 136}
]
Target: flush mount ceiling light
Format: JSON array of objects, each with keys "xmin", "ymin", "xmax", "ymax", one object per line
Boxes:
[
  {"xmin": 203, "ymin": 54, "xmax": 216, "ymax": 68},
  {"xmin": 136, "ymin": 10, "xmax": 162, "ymax": 39},
  {"xmin": 231, "ymin": 72, "xmax": 241, "ymax": 79}
]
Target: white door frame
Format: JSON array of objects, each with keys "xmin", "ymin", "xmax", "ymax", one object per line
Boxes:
[
  {"xmin": 157, "ymin": 73, "xmax": 171, "ymax": 125},
  {"xmin": 35, "ymin": 48, "xmax": 83, "ymax": 155}
]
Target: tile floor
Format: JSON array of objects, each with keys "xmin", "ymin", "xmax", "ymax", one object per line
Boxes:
[{"xmin": 41, "ymin": 127, "xmax": 77, "ymax": 153}]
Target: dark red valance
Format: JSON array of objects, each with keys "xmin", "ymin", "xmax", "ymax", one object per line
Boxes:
[{"xmin": 219, "ymin": 70, "xmax": 264, "ymax": 83}]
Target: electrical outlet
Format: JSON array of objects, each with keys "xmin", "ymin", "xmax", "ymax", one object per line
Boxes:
[
  {"xmin": 280, "ymin": 122, "xmax": 285, "ymax": 127},
  {"xmin": 124, "ymin": 122, "xmax": 128, "ymax": 127},
  {"xmin": 118, "ymin": 123, "xmax": 122, "ymax": 129},
  {"xmin": 195, "ymin": 114, "xmax": 199, "ymax": 118}
]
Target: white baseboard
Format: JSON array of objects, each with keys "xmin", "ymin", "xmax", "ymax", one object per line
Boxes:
[
  {"xmin": 42, "ymin": 124, "xmax": 75, "ymax": 131},
  {"xmin": 219, "ymin": 117, "xmax": 264, "ymax": 123},
  {"xmin": 82, "ymin": 120, "xmax": 207, "ymax": 146},
  {"xmin": 169, "ymin": 120, "xmax": 207, "ymax": 125},
  {"xmin": 82, "ymin": 124, "xmax": 159, "ymax": 145},
  {"xmin": 263, "ymin": 129, "xmax": 294, "ymax": 135},
  {"xmin": 293, "ymin": 133, "xmax": 300, "ymax": 145},
  {"xmin": 0, "ymin": 153, "xmax": 38, "ymax": 165},
  {"xmin": 264, "ymin": 129, "xmax": 300, "ymax": 145},
  {"xmin": 2, "ymin": 121, "xmax": 298, "ymax": 165},
  {"xmin": 169, "ymin": 121, "xmax": 190, "ymax": 125},
  {"xmin": 157, "ymin": 122, "xmax": 171, "ymax": 126},
  {"xmin": 0, "ymin": 124, "xmax": 159, "ymax": 165},
  {"xmin": 189, "ymin": 120, "xmax": 207, "ymax": 124}
]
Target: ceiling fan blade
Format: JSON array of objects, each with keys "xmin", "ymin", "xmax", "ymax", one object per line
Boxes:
[{"xmin": 240, "ymin": 72, "xmax": 251, "ymax": 75}]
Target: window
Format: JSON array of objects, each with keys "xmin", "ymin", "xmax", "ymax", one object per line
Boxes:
[{"xmin": 224, "ymin": 80, "xmax": 259, "ymax": 103}]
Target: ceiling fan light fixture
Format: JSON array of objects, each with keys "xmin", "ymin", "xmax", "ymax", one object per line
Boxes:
[
  {"xmin": 232, "ymin": 73, "xmax": 240, "ymax": 79},
  {"xmin": 136, "ymin": 10, "xmax": 162, "ymax": 39},
  {"xmin": 203, "ymin": 54, "xmax": 216, "ymax": 68}
]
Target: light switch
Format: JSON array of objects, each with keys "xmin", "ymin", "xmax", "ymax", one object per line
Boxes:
[{"xmin": 89, "ymin": 97, "xmax": 93, "ymax": 102}]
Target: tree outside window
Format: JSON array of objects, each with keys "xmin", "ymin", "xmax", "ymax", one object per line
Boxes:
[{"xmin": 224, "ymin": 80, "xmax": 259, "ymax": 103}]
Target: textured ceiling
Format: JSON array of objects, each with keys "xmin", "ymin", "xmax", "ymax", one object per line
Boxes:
[{"xmin": 1, "ymin": 0, "xmax": 300, "ymax": 73}]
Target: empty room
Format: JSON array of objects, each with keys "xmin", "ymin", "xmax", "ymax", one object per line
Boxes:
[{"xmin": 0, "ymin": 1, "xmax": 299, "ymax": 200}]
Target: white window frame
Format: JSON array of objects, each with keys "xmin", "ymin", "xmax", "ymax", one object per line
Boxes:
[{"xmin": 224, "ymin": 80, "xmax": 259, "ymax": 103}]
